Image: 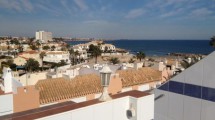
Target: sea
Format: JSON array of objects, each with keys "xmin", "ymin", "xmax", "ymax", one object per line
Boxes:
[{"xmin": 66, "ymin": 40, "xmax": 214, "ymax": 56}]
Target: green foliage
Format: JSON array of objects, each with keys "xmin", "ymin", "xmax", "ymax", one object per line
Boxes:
[
  {"xmin": 59, "ymin": 60, "xmax": 67, "ymax": 66},
  {"xmin": 51, "ymin": 45, "xmax": 56, "ymax": 51},
  {"xmin": 104, "ymin": 46, "xmax": 108, "ymax": 53},
  {"xmin": 129, "ymin": 58, "xmax": 135, "ymax": 63},
  {"xmin": 43, "ymin": 45, "xmax": 50, "ymax": 50},
  {"xmin": 10, "ymin": 39, "xmax": 20, "ymax": 45},
  {"xmin": 30, "ymin": 44, "xmax": 38, "ymax": 50},
  {"xmin": 49, "ymin": 60, "xmax": 68, "ymax": 68},
  {"xmin": 148, "ymin": 58, "xmax": 155, "ymax": 62},
  {"xmin": 1, "ymin": 59, "xmax": 17, "ymax": 71},
  {"xmin": 136, "ymin": 51, "xmax": 145, "ymax": 61},
  {"xmin": 209, "ymin": 36, "xmax": 215, "ymax": 48},
  {"xmin": 18, "ymin": 45, "xmax": 24, "ymax": 53},
  {"xmin": 109, "ymin": 57, "xmax": 120, "ymax": 64},
  {"xmin": 61, "ymin": 47, "xmax": 67, "ymax": 51},
  {"xmin": 40, "ymin": 52, "xmax": 46, "ymax": 70},
  {"xmin": 181, "ymin": 57, "xmax": 199, "ymax": 69},
  {"xmin": 25, "ymin": 58, "xmax": 40, "ymax": 72},
  {"xmin": 88, "ymin": 44, "xmax": 102, "ymax": 63}
]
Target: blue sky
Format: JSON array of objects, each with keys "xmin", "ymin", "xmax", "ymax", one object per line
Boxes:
[{"xmin": 0, "ymin": 0, "xmax": 215, "ymax": 40}]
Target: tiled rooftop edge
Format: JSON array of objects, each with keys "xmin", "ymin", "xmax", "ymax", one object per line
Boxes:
[{"xmin": 0, "ymin": 90, "xmax": 150, "ymax": 120}]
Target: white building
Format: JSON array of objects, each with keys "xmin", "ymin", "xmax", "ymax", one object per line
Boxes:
[
  {"xmin": 43, "ymin": 51, "xmax": 70, "ymax": 64},
  {"xmin": 100, "ymin": 44, "xmax": 116, "ymax": 52},
  {"xmin": 154, "ymin": 51, "xmax": 215, "ymax": 120},
  {"xmin": 36, "ymin": 31, "xmax": 52, "ymax": 43}
]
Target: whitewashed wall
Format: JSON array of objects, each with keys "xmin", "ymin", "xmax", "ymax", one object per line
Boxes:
[
  {"xmin": 37, "ymin": 94, "xmax": 154, "ymax": 120},
  {"xmin": 0, "ymin": 94, "xmax": 13, "ymax": 116}
]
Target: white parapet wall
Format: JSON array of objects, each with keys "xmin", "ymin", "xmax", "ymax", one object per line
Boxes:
[
  {"xmin": 37, "ymin": 94, "xmax": 154, "ymax": 120},
  {"xmin": 0, "ymin": 94, "xmax": 13, "ymax": 116}
]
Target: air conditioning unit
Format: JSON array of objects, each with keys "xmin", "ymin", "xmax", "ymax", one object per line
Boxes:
[{"xmin": 126, "ymin": 104, "xmax": 136, "ymax": 119}]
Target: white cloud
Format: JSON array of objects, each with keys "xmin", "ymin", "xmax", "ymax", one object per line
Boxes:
[
  {"xmin": 125, "ymin": 8, "xmax": 145, "ymax": 19},
  {"xmin": 83, "ymin": 20, "xmax": 108, "ymax": 24},
  {"xmin": 160, "ymin": 8, "xmax": 184, "ymax": 18},
  {"xmin": 0, "ymin": 0, "xmax": 22, "ymax": 12},
  {"xmin": 190, "ymin": 8, "xmax": 213, "ymax": 17},
  {"xmin": 36, "ymin": 4, "xmax": 61, "ymax": 16},
  {"xmin": 20, "ymin": 0, "xmax": 34, "ymax": 12},
  {"xmin": 61, "ymin": 0, "xmax": 72, "ymax": 15},
  {"xmin": 73, "ymin": 0, "xmax": 88, "ymax": 11}
]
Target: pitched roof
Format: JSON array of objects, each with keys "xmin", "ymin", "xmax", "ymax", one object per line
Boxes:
[
  {"xmin": 35, "ymin": 74, "xmax": 102, "ymax": 104},
  {"xmin": 117, "ymin": 67, "xmax": 162, "ymax": 87}
]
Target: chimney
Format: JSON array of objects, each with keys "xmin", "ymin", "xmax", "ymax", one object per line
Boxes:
[{"xmin": 2, "ymin": 67, "xmax": 13, "ymax": 93}]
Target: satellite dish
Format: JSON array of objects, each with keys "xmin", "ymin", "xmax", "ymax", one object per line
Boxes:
[{"xmin": 126, "ymin": 104, "xmax": 136, "ymax": 119}]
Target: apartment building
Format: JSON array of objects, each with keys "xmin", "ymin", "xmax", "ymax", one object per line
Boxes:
[{"xmin": 36, "ymin": 31, "xmax": 52, "ymax": 43}]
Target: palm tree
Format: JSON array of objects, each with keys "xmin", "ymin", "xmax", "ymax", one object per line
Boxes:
[
  {"xmin": 25, "ymin": 58, "xmax": 40, "ymax": 72},
  {"xmin": 88, "ymin": 44, "xmax": 102, "ymax": 63},
  {"xmin": 136, "ymin": 51, "xmax": 145, "ymax": 61},
  {"xmin": 40, "ymin": 51, "xmax": 46, "ymax": 70},
  {"xmin": 209, "ymin": 36, "xmax": 215, "ymax": 47}
]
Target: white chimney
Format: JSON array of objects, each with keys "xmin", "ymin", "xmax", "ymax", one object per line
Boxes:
[{"xmin": 2, "ymin": 67, "xmax": 13, "ymax": 93}]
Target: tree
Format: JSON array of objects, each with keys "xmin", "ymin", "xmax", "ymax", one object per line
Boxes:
[
  {"xmin": 59, "ymin": 60, "xmax": 67, "ymax": 66},
  {"xmin": 36, "ymin": 40, "xmax": 41, "ymax": 50},
  {"xmin": 69, "ymin": 48, "xmax": 75, "ymax": 66},
  {"xmin": 136, "ymin": 51, "xmax": 145, "ymax": 62},
  {"xmin": 30, "ymin": 44, "xmax": 37, "ymax": 50},
  {"xmin": 109, "ymin": 57, "xmax": 120, "ymax": 64},
  {"xmin": 104, "ymin": 46, "xmax": 108, "ymax": 53},
  {"xmin": 25, "ymin": 58, "xmax": 40, "ymax": 72},
  {"xmin": 43, "ymin": 45, "xmax": 50, "ymax": 50},
  {"xmin": 129, "ymin": 58, "xmax": 135, "ymax": 63},
  {"xmin": 51, "ymin": 45, "xmax": 56, "ymax": 51},
  {"xmin": 66, "ymin": 44, "xmax": 70, "ymax": 50},
  {"xmin": 40, "ymin": 52, "xmax": 46, "ymax": 70},
  {"xmin": 209, "ymin": 36, "xmax": 215, "ymax": 47},
  {"xmin": 74, "ymin": 51, "xmax": 80, "ymax": 64},
  {"xmin": 181, "ymin": 57, "xmax": 199, "ymax": 69},
  {"xmin": 89, "ymin": 45, "xmax": 102, "ymax": 64},
  {"xmin": 18, "ymin": 44, "xmax": 24, "ymax": 53},
  {"xmin": 1, "ymin": 59, "xmax": 17, "ymax": 71},
  {"xmin": 61, "ymin": 47, "xmax": 67, "ymax": 51}
]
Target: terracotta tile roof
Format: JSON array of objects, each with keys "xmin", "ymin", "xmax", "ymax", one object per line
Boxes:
[
  {"xmin": 117, "ymin": 67, "xmax": 162, "ymax": 87},
  {"xmin": 18, "ymin": 56, "xmax": 29, "ymax": 60},
  {"xmin": 166, "ymin": 59, "xmax": 176, "ymax": 65},
  {"xmin": 35, "ymin": 74, "xmax": 102, "ymax": 104},
  {"xmin": 46, "ymin": 51, "xmax": 68, "ymax": 55},
  {"xmin": 0, "ymin": 90, "xmax": 149, "ymax": 120}
]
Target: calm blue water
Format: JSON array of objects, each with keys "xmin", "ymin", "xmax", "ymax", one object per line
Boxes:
[{"xmin": 66, "ymin": 40, "xmax": 214, "ymax": 56}]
